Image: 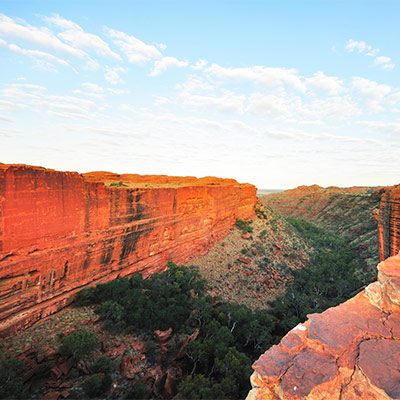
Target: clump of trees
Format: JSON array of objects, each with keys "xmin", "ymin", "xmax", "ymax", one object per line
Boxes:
[
  {"xmin": 75, "ymin": 262, "xmax": 274, "ymax": 399},
  {"xmin": 268, "ymin": 217, "xmax": 372, "ymax": 336}
]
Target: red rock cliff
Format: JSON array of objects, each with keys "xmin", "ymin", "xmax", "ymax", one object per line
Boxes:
[
  {"xmin": 0, "ymin": 164, "xmax": 256, "ymax": 336},
  {"xmin": 375, "ymin": 185, "xmax": 400, "ymax": 261},
  {"xmin": 247, "ymin": 253, "xmax": 400, "ymax": 400}
]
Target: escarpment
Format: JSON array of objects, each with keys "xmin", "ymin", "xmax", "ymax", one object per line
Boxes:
[{"xmin": 0, "ymin": 164, "xmax": 256, "ymax": 337}]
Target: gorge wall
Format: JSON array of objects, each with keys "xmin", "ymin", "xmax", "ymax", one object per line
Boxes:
[
  {"xmin": 262, "ymin": 185, "xmax": 383, "ymax": 269},
  {"xmin": 374, "ymin": 184, "xmax": 400, "ymax": 261},
  {"xmin": 0, "ymin": 164, "xmax": 257, "ymax": 337}
]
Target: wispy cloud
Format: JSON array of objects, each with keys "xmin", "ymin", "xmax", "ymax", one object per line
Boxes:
[
  {"xmin": 44, "ymin": 14, "xmax": 121, "ymax": 60},
  {"xmin": 149, "ymin": 56, "xmax": 189, "ymax": 76},
  {"xmin": 104, "ymin": 27, "xmax": 162, "ymax": 64},
  {"xmin": 104, "ymin": 66, "xmax": 127, "ymax": 84},
  {"xmin": 345, "ymin": 39, "xmax": 394, "ymax": 71},
  {"xmin": 0, "ymin": 14, "xmax": 86, "ymax": 58}
]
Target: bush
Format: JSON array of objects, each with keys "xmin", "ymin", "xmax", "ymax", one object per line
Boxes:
[
  {"xmin": 91, "ymin": 355, "xmax": 114, "ymax": 374},
  {"xmin": 125, "ymin": 380, "xmax": 149, "ymax": 399},
  {"xmin": 83, "ymin": 374, "xmax": 112, "ymax": 398},
  {"xmin": 0, "ymin": 357, "xmax": 26, "ymax": 399},
  {"xmin": 235, "ymin": 219, "xmax": 253, "ymax": 234},
  {"xmin": 109, "ymin": 180, "xmax": 128, "ymax": 187},
  {"xmin": 59, "ymin": 330, "xmax": 96, "ymax": 361}
]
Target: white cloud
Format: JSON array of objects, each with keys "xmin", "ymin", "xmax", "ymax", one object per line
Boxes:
[
  {"xmin": 205, "ymin": 64, "xmax": 306, "ymax": 92},
  {"xmin": 45, "ymin": 14, "xmax": 121, "ymax": 60},
  {"xmin": 104, "ymin": 66, "xmax": 127, "ymax": 84},
  {"xmin": 104, "ymin": 27, "xmax": 162, "ymax": 64},
  {"xmin": 0, "ymin": 39, "xmax": 70, "ymax": 69},
  {"xmin": 107, "ymin": 88, "xmax": 131, "ymax": 95},
  {"xmin": 352, "ymin": 76, "xmax": 391, "ymax": 112},
  {"xmin": 0, "ymin": 14, "xmax": 86, "ymax": 58},
  {"xmin": 356, "ymin": 120, "xmax": 400, "ymax": 134},
  {"xmin": 82, "ymin": 82, "xmax": 104, "ymax": 93},
  {"xmin": 192, "ymin": 59, "xmax": 208, "ymax": 70},
  {"xmin": 345, "ymin": 39, "xmax": 394, "ymax": 71},
  {"xmin": 156, "ymin": 42, "xmax": 167, "ymax": 51},
  {"xmin": 306, "ymin": 71, "xmax": 345, "ymax": 95},
  {"xmin": 149, "ymin": 56, "xmax": 189, "ymax": 76},
  {"xmin": 345, "ymin": 39, "xmax": 371, "ymax": 53}
]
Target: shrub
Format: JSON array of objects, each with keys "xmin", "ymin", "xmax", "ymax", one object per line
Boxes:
[
  {"xmin": 125, "ymin": 380, "xmax": 149, "ymax": 399},
  {"xmin": 59, "ymin": 330, "xmax": 96, "ymax": 361},
  {"xmin": 91, "ymin": 355, "xmax": 114, "ymax": 374},
  {"xmin": 109, "ymin": 180, "xmax": 128, "ymax": 187},
  {"xmin": 83, "ymin": 374, "xmax": 112, "ymax": 398},
  {"xmin": 235, "ymin": 219, "xmax": 253, "ymax": 234},
  {"xmin": 0, "ymin": 357, "xmax": 26, "ymax": 399}
]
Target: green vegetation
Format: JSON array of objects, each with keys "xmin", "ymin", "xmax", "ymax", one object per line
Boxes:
[
  {"xmin": 75, "ymin": 262, "xmax": 274, "ymax": 399},
  {"xmin": 59, "ymin": 329, "xmax": 96, "ymax": 361},
  {"xmin": 109, "ymin": 180, "xmax": 128, "ymax": 187},
  {"xmin": 235, "ymin": 219, "xmax": 253, "ymax": 234},
  {"xmin": 0, "ymin": 357, "xmax": 26, "ymax": 399},
  {"xmin": 268, "ymin": 217, "xmax": 373, "ymax": 336}
]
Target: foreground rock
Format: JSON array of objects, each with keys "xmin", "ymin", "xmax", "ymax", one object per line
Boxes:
[
  {"xmin": 247, "ymin": 253, "xmax": 400, "ymax": 400},
  {"xmin": 0, "ymin": 164, "xmax": 256, "ymax": 336}
]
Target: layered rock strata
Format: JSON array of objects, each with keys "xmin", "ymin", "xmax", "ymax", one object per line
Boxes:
[
  {"xmin": 0, "ymin": 164, "xmax": 256, "ymax": 336},
  {"xmin": 247, "ymin": 253, "xmax": 400, "ymax": 400},
  {"xmin": 374, "ymin": 185, "xmax": 400, "ymax": 261}
]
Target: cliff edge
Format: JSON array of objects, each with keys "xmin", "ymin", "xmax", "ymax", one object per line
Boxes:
[
  {"xmin": 0, "ymin": 164, "xmax": 257, "ymax": 336},
  {"xmin": 247, "ymin": 252, "xmax": 400, "ymax": 400}
]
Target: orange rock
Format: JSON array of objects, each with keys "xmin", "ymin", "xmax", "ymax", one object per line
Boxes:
[
  {"xmin": 247, "ymin": 253, "xmax": 400, "ymax": 400},
  {"xmin": 0, "ymin": 164, "xmax": 256, "ymax": 336}
]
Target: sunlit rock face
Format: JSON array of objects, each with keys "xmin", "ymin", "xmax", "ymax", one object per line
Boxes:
[
  {"xmin": 247, "ymin": 253, "xmax": 400, "ymax": 400},
  {"xmin": 0, "ymin": 164, "xmax": 256, "ymax": 337},
  {"xmin": 375, "ymin": 185, "xmax": 400, "ymax": 261}
]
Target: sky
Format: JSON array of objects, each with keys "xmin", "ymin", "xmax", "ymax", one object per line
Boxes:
[{"xmin": 0, "ymin": 0, "xmax": 400, "ymax": 189}]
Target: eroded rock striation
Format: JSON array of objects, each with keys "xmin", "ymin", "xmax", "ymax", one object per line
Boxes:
[
  {"xmin": 247, "ymin": 253, "xmax": 400, "ymax": 400},
  {"xmin": 0, "ymin": 164, "xmax": 256, "ymax": 336},
  {"xmin": 375, "ymin": 185, "xmax": 400, "ymax": 261}
]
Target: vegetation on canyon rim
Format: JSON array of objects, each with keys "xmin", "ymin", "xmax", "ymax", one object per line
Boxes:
[{"xmin": 0, "ymin": 212, "xmax": 376, "ymax": 399}]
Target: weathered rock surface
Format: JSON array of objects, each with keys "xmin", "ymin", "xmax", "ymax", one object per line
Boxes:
[
  {"xmin": 0, "ymin": 164, "xmax": 256, "ymax": 336},
  {"xmin": 375, "ymin": 185, "xmax": 400, "ymax": 261},
  {"xmin": 247, "ymin": 253, "xmax": 400, "ymax": 400}
]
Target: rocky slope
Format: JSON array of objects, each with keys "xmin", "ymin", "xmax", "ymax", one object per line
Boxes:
[
  {"xmin": 0, "ymin": 164, "xmax": 256, "ymax": 336},
  {"xmin": 247, "ymin": 252, "xmax": 400, "ymax": 400},
  {"xmin": 262, "ymin": 185, "xmax": 383, "ymax": 271}
]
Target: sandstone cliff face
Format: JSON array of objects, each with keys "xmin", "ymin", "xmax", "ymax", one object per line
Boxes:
[
  {"xmin": 0, "ymin": 164, "xmax": 256, "ymax": 337},
  {"xmin": 374, "ymin": 185, "xmax": 400, "ymax": 261},
  {"xmin": 247, "ymin": 253, "xmax": 400, "ymax": 400}
]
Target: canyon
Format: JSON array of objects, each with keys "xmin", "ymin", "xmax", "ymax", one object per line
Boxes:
[
  {"xmin": 0, "ymin": 163, "xmax": 257, "ymax": 337},
  {"xmin": 248, "ymin": 185, "xmax": 400, "ymax": 400}
]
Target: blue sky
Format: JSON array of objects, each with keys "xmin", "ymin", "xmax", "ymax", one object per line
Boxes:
[{"xmin": 1, "ymin": 0, "xmax": 399, "ymax": 188}]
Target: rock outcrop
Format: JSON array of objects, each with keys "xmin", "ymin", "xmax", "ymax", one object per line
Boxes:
[
  {"xmin": 374, "ymin": 185, "xmax": 400, "ymax": 261},
  {"xmin": 247, "ymin": 252, "xmax": 400, "ymax": 400},
  {"xmin": 0, "ymin": 164, "xmax": 256, "ymax": 336}
]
